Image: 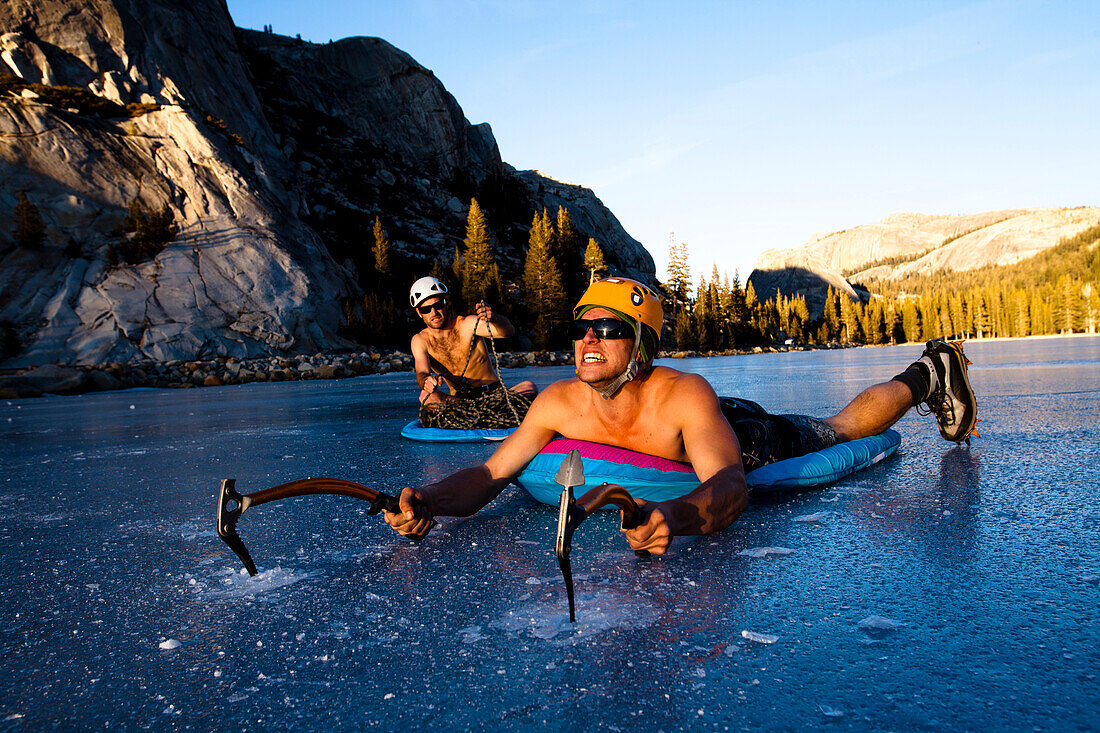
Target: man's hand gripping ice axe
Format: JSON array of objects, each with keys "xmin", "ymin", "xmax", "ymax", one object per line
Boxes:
[
  {"xmin": 216, "ymin": 477, "xmax": 430, "ymax": 576},
  {"xmin": 554, "ymin": 449, "xmax": 650, "ymax": 623}
]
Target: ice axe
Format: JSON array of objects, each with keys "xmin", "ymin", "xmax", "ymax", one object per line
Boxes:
[
  {"xmin": 554, "ymin": 450, "xmax": 649, "ymax": 623},
  {"xmin": 216, "ymin": 477, "xmax": 404, "ymax": 576}
]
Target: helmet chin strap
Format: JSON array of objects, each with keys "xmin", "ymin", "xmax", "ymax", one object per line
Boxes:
[{"xmin": 593, "ymin": 320, "xmax": 644, "ymax": 400}]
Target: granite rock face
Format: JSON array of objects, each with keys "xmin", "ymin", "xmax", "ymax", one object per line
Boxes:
[{"xmin": 0, "ymin": 0, "xmax": 654, "ymax": 367}]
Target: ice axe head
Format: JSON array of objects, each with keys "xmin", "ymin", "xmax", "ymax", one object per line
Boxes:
[{"xmin": 216, "ymin": 479, "xmax": 258, "ymax": 576}]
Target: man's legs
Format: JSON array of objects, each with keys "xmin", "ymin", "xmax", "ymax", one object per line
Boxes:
[
  {"xmin": 824, "ymin": 339, "xmax": 978, "ymax": 444},
  {"xmin": 510, "ymin": 380, "xmax": 539, "ymax": 397},
  {"xmin": 823, "ymin": 380, "xmax": 913, "ymax": 442}
]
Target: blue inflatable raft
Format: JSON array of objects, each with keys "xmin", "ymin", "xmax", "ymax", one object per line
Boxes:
[
  {"xmin": 514, "ymin": 430, "xmax": 901, "ymax": 505},
  {"xmin": 400, "ymin": 419, "xmax": 516, "ymax": 443}
]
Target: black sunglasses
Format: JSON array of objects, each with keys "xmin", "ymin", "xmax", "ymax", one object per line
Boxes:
[
  {"xmin": 568, "ymin": 318, "xmax": 634, "ymax": 341},
  {"xmin": 416, "ymin": 299, "xmax": 447, "ymax": 315}
]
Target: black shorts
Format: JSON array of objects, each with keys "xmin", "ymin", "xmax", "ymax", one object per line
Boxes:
[
  {"xmin": 720, "ymin": 397, "xmax": 840, "ymax": 474},
  {"xmin": 452, "ymin": 381, "xmax": 502, "ymax": 400}
]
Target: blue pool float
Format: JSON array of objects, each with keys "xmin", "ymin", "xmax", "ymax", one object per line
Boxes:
[
  {"xmin": 514, "ymin": 430, "xmax": 901, "ymax": 505},
  {"xmin": 400, "ymin": 419, "xmax": 516, "ymax": 443}
]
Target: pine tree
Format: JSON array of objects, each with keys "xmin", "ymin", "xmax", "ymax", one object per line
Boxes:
[
  {"xmin": 839, "ymin": 295, "xmax": 858, "ymax": 342},
  {"xmin": 901, "ymin": 299, "xmax": 921, "ymax": 343},
  {"xmin": 460, "ymin": 198, "xmax": 501, "ymax": 305},
  {"xmin": 666, "ymin": 235, "xmax": 692, "ymax": 321},
  {"xmin": 674, "ymin": 308, "xmax": 693, "ymax": 350},
  {"xmin": 12, "ymin": 189, "xmax": 47, "ymax": 250},
  {"xmin": 823, "ymin": 287, "xmax": 841, "ymax": 342},
  {"xmin": 583, "ymin": 238, "xmax": 606, "ymax": 284},
  {"xmin": 1055, "ymin": 274, "xmax": 1081, "ymax": 333},
  {"xmin": 371, "ymin": 216, "xmax": 390, "ymax": 276},
  {"xmin": 524, "ymin": 209, "xmax": 565, "ymax": 347},
  {"xmin": 553, "ymin": 206, "xmax": 586, "ymax": 300},
  {"xmin": 728, "ymin": 272, "xmax": 747, "ymax": 347}
]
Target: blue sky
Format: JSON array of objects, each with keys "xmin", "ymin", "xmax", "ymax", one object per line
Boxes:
[{"xmin": 227, "ymin": 0, "xmax": 1099, "ymax": 281}]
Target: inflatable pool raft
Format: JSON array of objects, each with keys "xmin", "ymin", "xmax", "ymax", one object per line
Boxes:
[
  {"xmin": 514, "ymin": 430, "xmax": 901, "ymax": 505},
  {"xmin": 400, "ymin": 419, "xmax": 516, "ymax": 443}
]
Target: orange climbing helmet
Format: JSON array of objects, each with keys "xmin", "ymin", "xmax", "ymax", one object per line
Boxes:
[{"xmin": 574, "ymin": 277, "xmax": 663, "ymax": 336}]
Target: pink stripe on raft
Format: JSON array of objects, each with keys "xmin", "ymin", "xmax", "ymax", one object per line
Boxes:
[{"xmin": 540, "ymin": 439, "xmax": 694, "ymax": 473}]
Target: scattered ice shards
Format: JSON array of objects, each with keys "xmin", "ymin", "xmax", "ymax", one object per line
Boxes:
[
  {"xmin": 492, "ymin": 590, "xmax": 660, "ymax": 642},
  {"xmin": 858, "ymin": 615, "xmax": 904, "ymax": 632},
  {"xmin": 739, "ymin": 546, "xmax": 794, "ymax": 558},
  {"xmin": 793, "ymin": 511, "xmax": 832, "ymax": 523},
  {"xmin": 159, "ymin": 639, "xmax": 182, "ymax": 650},
  {"xmin": 741, "ymin": 630, "xmax": 779, "ymax": 645},
  {"xmin": 195, "ymin": 566, "xmax": 320, "ymax": 600},
  {"xmin": 820, "ymin": 704, "xmax": 845, "ymax": 718}
]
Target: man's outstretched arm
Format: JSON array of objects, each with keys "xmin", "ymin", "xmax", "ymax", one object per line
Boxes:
[
  {"xmin": 384, "ymin": 392, "xmax": 560, "ymax": 537},
  {"xmin": 623, "ymin": 376, "xmax": 748, "ymax": 554}
]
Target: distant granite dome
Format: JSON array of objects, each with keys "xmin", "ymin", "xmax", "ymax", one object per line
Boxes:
[
  {"xmin": 750, "ymin": 207, "xmax": 1100, "ymax": 317},
  {"xmin": 0, "ymin": 0, "xmax": 654, "ymax": 367}
]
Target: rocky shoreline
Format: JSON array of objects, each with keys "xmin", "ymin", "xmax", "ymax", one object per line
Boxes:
[{"xmin": 0, "ymin": 344, "xmax": 832, "ymax": 399}]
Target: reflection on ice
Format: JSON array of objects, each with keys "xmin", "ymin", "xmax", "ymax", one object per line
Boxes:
[{"xmin": 194, "ymin": 566, "xmax": 320, "ymax": 601}]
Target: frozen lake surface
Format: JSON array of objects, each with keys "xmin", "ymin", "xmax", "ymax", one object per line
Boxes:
[{"xmin": 2, "ymin": 336, "xmax": 1098, "ymax": 730}]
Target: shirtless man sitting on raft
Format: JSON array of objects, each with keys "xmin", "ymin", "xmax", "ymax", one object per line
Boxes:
[
  {"xmin": 388, "ymin": 277, "xmax": 978, "ymax": 554},
  {"xmin": 408, "ymin": 276, "xmax": 537, "ymax": 404}
]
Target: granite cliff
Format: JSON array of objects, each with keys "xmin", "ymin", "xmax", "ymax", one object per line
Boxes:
[{"xmin": 0, "ymin": 0, "xmax": 654, "ymax": 367}]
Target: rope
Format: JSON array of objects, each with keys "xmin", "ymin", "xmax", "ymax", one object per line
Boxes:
[
  {"xmin": 419, "ymin": 301, "xmax": 528, "ymax": 430},
  {"xmin": 419, "ymin": 383, "xmax": 532, "ymax": 430}
]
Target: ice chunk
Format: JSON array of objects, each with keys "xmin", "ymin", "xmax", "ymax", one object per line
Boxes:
[
  {"xmin": 459, "ymin": 625, "xmax": 487, "ymax": 644},
  {"xmin": 738, "ymin": 546, "xmax": 794, "ymax": 558},
  {"xmin": 858, "ymin": 615, "xmax": 904, "ymax": 632},
  {"xmin": 159, "ymin": 639, "xmax": 181, "ymax": 650},
  {"xmin": 793, "ymin": 511, "xmax": 831, "ymax": 523},
  {"xmin": 740, "ymin": 630, "xmax": 779, "ymax": 644}
]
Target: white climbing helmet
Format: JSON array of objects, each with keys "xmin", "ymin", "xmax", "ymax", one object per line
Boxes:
[{"xmin": 409, "ymin": 276, "xmax": 449, "ymax": 308}]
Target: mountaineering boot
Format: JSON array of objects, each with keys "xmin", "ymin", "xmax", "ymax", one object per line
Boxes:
[{"xmin": 914, "ymin": 339, "xmax": 979, "ymax": 443}]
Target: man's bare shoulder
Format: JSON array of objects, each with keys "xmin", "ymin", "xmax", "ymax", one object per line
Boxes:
[
  {"xmin": 530, "ymin": 376, "xmax": 583, "ymax": 408},
  {"xmin": 648, "ymin": 366, "xmax": 716, "ymax": 393},
  {"xmin": 643, "ymin": 367, "xmax": 721, "ymax": 417}
]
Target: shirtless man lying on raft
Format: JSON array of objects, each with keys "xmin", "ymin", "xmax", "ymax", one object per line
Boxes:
[
  {"xmin": 408, "ymin": 276, "xmax": 537, "ymax": 404},
  {"xmin": 388, "ymin": 277, "xmax": 978, "ymax": 555}
]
